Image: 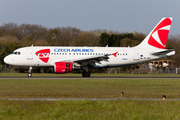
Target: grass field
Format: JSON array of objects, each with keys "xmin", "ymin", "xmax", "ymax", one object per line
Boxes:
[
  {"xmin": 0, "ymin": 73, "xmax": 180, "ymax": 119},
  {"xmin": 1, "ymin": 100, "xmax": 180, "ymax": 120},
  {"xmin": 0, "ymin": 78, "xmax": 180, "ymax": 98}
]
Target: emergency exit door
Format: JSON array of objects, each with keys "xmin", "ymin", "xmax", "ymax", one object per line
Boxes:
[
  {"xmin": 134, "ymin": 49, "xmax": 140, "ymax": 60},
  {"xmin": 27, "ymin": 48, "xmax": 33, "ymax": 60}
]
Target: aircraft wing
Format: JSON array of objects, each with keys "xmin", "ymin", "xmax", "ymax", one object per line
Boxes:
[
  {"xmin": 73, "ymin": 52, "xmax": 118, "ymax": 67},
  {"xmin": 73, "ymin": 55, "xmax": 109, "ymax": 66},
  {"xmin": 56, "ymin": 52, "xmax": 117, "ymax": 67}
]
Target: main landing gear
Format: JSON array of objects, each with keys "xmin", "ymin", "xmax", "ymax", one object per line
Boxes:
[
  {"xmin": 28, "ymin": 67, "xmax": 32, "ymax": 77},
  {"xmin": 81, "ymin": 66, "xmax": 91, "ymax": 77},
  {"xmin": 82, "ymin": 71, "xmax": 91, "ymax": 77}
]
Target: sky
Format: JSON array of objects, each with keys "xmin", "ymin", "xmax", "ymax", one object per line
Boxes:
[{"xmin": 0, "ymin": 0, "xmax": 179, "ymax": 35}]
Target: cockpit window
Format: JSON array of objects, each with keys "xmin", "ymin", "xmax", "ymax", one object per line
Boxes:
[{"xmin": 11, "ymin": 51, "xmax": 21, "ymax": 55}]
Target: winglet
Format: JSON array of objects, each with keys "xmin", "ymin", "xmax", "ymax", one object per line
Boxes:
[{"xmin": 112, "ymin": 52, "xmax": 118, "ymax": 57}]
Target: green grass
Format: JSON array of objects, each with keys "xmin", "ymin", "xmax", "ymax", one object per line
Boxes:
[
  {"xmin": 0, "ymin": 76, "xmax": 179, "ymax": 119},
  {"xmin": 0, "ymin": 78, "xmax": 179, "ymax": 98},
  {"xmin": 0, "ymin": 100, "xmax": 180, "ymax": 120}
]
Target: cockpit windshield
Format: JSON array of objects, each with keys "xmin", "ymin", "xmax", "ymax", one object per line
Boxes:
[{"xmin": 11, "ymin": 51, "xmax": 21, "ymax": 55}]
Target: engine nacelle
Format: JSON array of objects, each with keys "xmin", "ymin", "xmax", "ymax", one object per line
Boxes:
[{"xmin": 54, "ymin": 62, "xmax": 80, "ymax": 74}]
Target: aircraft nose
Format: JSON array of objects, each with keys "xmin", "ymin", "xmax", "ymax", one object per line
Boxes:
[{"xmin": 4, "ymin": 55, "xmax": 11, "ymax": 65}]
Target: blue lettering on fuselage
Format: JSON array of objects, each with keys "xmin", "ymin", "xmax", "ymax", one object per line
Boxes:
[
  {"xmin": 54, "ymin": 48, "xmax": 70, "ymax": 52},
  {"xmin": 54, "ymin": 48, "xmax": 94, "ymax": 52}
]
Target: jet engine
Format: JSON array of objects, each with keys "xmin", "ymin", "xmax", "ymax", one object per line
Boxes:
[{"xmin": 54, "ymin": 62, "xmax": 80, "ymax": 73}]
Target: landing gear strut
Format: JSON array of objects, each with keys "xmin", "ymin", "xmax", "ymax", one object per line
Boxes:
[
  {"xmin": 82, "ymin": 71, "xmax": 91, "ymax": 77},
  {"xmin": 28, "ymin": 67, "xmax": 32, "ymax": 77}
]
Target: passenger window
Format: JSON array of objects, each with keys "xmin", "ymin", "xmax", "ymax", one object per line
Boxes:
[{"xmin": 69, "ymin": 53, "xmax": 71, "ymax": 55}]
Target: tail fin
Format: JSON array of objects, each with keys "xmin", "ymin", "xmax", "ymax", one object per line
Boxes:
[{"xmin": 136, "ymin": 17, "xmax": 173, "ymax": 49}]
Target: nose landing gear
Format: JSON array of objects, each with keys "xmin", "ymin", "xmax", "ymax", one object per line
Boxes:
[{"xmin": 28, "ymin": 67, "xmax": 32, "ymax": 77}]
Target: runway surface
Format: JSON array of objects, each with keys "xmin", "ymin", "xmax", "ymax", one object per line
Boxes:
[
  {"xmin": 0, "ymin": 77, "xmax": 180, "ymax": 79},
  {"xmin": 5, "ymin": 97, "xmax": 180, "ymax": 101}
]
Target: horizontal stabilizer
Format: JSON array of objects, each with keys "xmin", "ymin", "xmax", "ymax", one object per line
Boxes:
[{"xmin": 151, "ymin": 49, "xmax": 175, "ymax": 56}]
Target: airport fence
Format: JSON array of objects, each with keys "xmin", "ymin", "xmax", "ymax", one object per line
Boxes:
[
  {"xmin": 0, "ymin": 65, "xmax": 12, "ymax": 73},
  {"xmin": 107, "ymin": 67, "xmax": 179, "ymax": 74}
]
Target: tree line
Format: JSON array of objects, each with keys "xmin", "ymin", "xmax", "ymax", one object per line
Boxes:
[{"xmin": 0, "ymin": 23, "xmax": 179, "ymax": 72}]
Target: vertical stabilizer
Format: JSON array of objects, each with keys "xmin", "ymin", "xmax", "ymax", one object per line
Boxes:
[{"xmin": 135, "ymin": 17, "xmax": 173, "ymax": 49}]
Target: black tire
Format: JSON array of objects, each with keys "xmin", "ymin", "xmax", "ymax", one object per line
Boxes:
[
  {"xmin": 82, "ymin": 71, "xmax": 91, "ymax": 77},
  {"xmin": 28, "ymin": 73, "xmax": 32, "ymax": 77}
]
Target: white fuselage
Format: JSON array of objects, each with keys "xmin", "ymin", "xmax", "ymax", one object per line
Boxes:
[{"xmin": 4, "ymin": 46, "xmax": 175, "ymax": 68}]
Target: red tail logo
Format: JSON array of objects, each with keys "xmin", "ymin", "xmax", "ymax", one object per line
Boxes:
[
  {"xmin": 36, "ymin": 49, "xmax": 50, "ymax": 63},
  {"xmin": 148, "ymin": 18, "xmax": 172, "ymax": 49}
]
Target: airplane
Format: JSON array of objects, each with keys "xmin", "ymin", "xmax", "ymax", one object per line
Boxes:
[{"xmin": 4, "ymin": 17, "xmax": 175, "ymax": 77}]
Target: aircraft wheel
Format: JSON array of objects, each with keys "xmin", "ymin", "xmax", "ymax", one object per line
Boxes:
[
  {"xmin": 28, "ymin": 73, "xmax": 32, "ymax": 77},
  {"xmin": 82, "ymin": 71, "xmax": 91, "ymax": 77},
  {"xmin": 28, "ymin": 67, "xmax": 33, "ymax": 77}
]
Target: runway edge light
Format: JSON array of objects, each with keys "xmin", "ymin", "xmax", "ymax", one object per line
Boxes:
[
  {"xmin": 162, "ymin": 95, "xmax": 166, "ymax": 100},
  {"xmin": 121, "ymin": 92, "xmax": 124, "ymax": 97}
]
